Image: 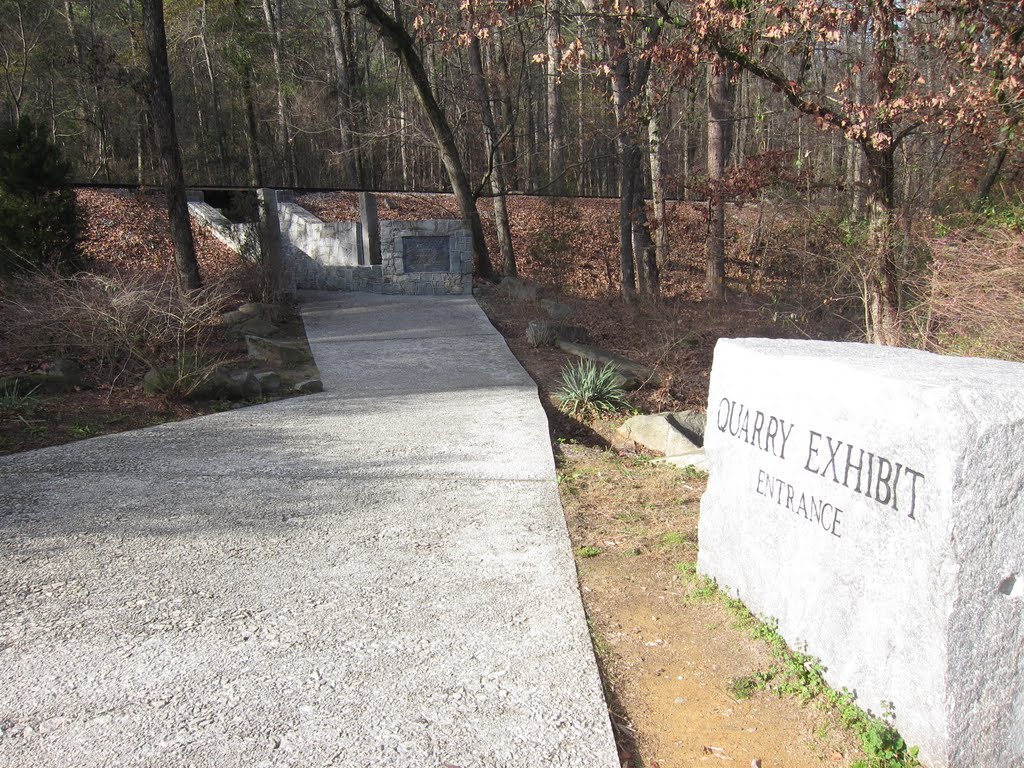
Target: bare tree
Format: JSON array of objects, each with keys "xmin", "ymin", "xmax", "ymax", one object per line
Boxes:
[
  {"xmin": 348, "ymin": 0, "xmax": 494, "ymax": 280},
  {"xmin": 705, "ymin": 63, "xmax": 732, "ymax": 299},
  {"xmin": 545, "ymin": 0, "xmax": 565, "ymax": 193},
  {"xmin": 469, "ymin": 37, "xmax": 516, "ymax": 277},
  {"xmin": 583, "ymin": 0, "xmax": 661, "ymax": 301},
  {"xmin": 326, "ymin": 0, "xmax": 364, "ymax": 187},
  {"xmin": 261, "ymin": 0, "xmax": 296, "ymax": 186},
  {"xmin": 140, "ymin": 0, "xmax": 201, "ymax": 290}
]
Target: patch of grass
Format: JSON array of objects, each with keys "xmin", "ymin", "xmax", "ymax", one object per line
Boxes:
[
  {"xmin": 69, "ymin": 423, "xmax": 99, "ymax": 438},
  {"xmin": 615, "ymin": 511, "xmax": 644, "ymax": 524},
  {"xmin": 576, "ymin": 545, "xmax": 604, "ymax": 559},
  {"xmin": 555, "ymin": 359, "xmax": 631, "ymax": 417},
  {"xmin": 557, "ymin": 468, "xmax": 586, "ymax": 496},
  {"xmin": 587, "ymin": 616, "xmax": 612, "ymax": 658},
  {"xmin": 0, "ymin": 382, "xmax": 39, "ymax": 416},
  {"xmin": 690, "ymin": 578, "xmax": 920, "ymax": 768},
  {"xmin": 728, "ymin": 674, "xmax": 761, "ymax": 700},
  {"xmin": 674, "ymin": 561, "xmax": 697, "ymax": 577},
  {"xmin": 675, "ymin": 561, "xmax": 719, "ymax": 602},
  {"xmin": 660, "ymin": 531, "xmax": 689, "ymax": 547},
  {"xmin": 677, "ymin": 465, "xmax": 709, "ymax": 480}
]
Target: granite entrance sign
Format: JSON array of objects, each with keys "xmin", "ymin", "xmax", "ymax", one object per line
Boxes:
[{"xmin": 699, "ymin": 339, "xmax": 1024, "ymax": 768}]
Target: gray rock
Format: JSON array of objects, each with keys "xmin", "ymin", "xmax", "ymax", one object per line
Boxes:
[
  {"xmin": 187, "ymin": 370, "xmax": 233, "ymax": 400},
  {"xmin": 255, "ymin": 371, "xmax": 283, "ymax": 394},
  {"xmin": 246, "ymin": 336, "xmax": 311, "ymax": 367},
  {"xmin": 227, "ymin": 372, "xmax": 262, "ymax": 399},
  {"xmin": 185, "ymin": 370, "xmax": 261, "ymax": 401},
  {"xmin": 615, "ymin": 413, "xmax": 701, "ymax": 456},
  {"xmin": 668, "ymin": 411, "xmax": 706, "ymax": 447},
  {"xmin": 1, "ymin": 359, "xmax": 85, "ymax": 395},
  {"xmin": 652, "ymin": 451, "xmax": 709, "ymax": 472},
  {"xmin": 228, "ymin": 317, "xmax": 279, "ymax": 339},
  {"xmin": 49, "ymin": 358, "xmax": 83, "ymax": 384},
  {"xmin": 528, "ymin": 322, "xmax": 589, "ymax": 349},
  {"xmin": 142, "ymin": 367, "xmax": 175, "ymax": 395},
  {"xmin": 555, "ymin": 325, "xmax": 590, "ymax": 344},
  {"xmin": 557, "ymin": 340, "xmax": 660, "ymax": 390},
  {"xmin": 238, "ymin": 301, "xmax": 285, "ymax": 322},
  {"xmin": 294, "ymin": 378, "xmax": 323, "ymax": 394},
  {"xmin": 540, "ymin": 298, "xmax": 573, "ymax": 322},
  {"xmin": 220, "ymin": 309, "xmax": 249, "ymax": 327},
  {"xmin": 502, "ymin": 276, "xmax": 540, "ymax": 302}
]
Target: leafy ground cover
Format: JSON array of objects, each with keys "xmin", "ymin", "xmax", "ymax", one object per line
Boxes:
[{"xmin": 0, "ymin": 189, "xmax": 298, "ymax": 455}]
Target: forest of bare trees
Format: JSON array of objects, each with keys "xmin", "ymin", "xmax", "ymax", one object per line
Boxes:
[{"xmin": 1, "ymin": 0, "xmax": 1021, "ymax": 339}]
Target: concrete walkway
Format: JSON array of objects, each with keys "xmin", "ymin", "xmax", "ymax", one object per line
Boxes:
[{"xmin": 0, "ymin": 292, "xmax": 618, "ymax": 768}]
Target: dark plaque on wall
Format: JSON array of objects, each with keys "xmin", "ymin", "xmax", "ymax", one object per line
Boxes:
[{"xmin": 403, "ymin": 236, "xmax": 450, "ymax": 272}]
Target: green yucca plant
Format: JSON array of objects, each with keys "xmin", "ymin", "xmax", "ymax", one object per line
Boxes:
[{"xmin": 555, "ymin": 359, "xmax": 630, "ymax": 417}]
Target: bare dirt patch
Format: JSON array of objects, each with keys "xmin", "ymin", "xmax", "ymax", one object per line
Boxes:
[{"xmin": 559, "ymin": 444, "xmax": 859, "ymax": 767}]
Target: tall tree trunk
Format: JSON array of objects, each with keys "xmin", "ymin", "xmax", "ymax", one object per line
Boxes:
[
  {"xmin": 864, "ymin": 145, "xmax": 900, "ymax": 345},
  {"xmin": 399, "ymin": 89, "xmax": 411, "ymax": 189},
  {"xmin": 125, "ymin": 0, "xmax": 151, "ymax": 187},
  {"xmin": 610, "ymin": 53, "xmax": 637, "ymax": 303},
  {"xmin": 327, "ymin": 0, "xmax": 362, "ymax": 187},
  {"xmin": 261, "ymin": 0, "xmax": 296, "ymax": 186},
  {"xmin": 231, "ymin": 0, "xmax": 262, "ymax": 187},
  {"xmin": 585, "ymin": 1, "xmax": 660, "ymax": 300},
  {"xmin": 492, "ymin": 26, "xmax": 520, "ymax": 191},
  {"xmin": 524, "ymin": 57, "xmax": 538, "ymax": 192},
  {"xmin": 648, "ymin": 81, "xmax": 669, "ymax": 283},
  {"xmin": 241, "ymin": 71, "xmax": 263, "ymax": 186},
  {"xmin": 469, "ymin": 38, "xmax": 516, "ymax": 277},
  {"xmin": 705, "ymin": 65, "xmax": 730, "ymax": 300},
  {"xmin": 199, "ymin": 0, "xmax": 230, "ymax": 180},
  {"xmin": 862, "ymin": 4, "xmax": 901, "ymax": 345},
  {"xmin": 578, "ymin": 60, "xmax": 587, "ymax": 195},
  {"xmin": 351, "ymin": 0, "xmax": 493, "ymax": 279},
  {"xmin": 63, "ymin": 0, "xmax": 110, "ymax": 180},
  {"xmin": 545, "ymin": 0, "xmax": 565, "ymax": 194},
  {"xmin": 977, "ymin": 116, "xmax": 1019, "ymax": 202},
  {"xmin": 631, "ymin": 148, "xmax": 658, "ymax": 299},
  {"xmin": 140, "ymin": 0, "xmax": 201, "ymax": 290}
]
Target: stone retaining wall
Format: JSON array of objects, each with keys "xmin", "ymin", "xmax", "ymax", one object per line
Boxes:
[
  {"xmin": 189, "ymin": 191, "xmax": 472, "ymax": 295},
  {"xmin": 186, "ymin": 197, "xmax": 258, "ymax": 260},
  {"xmin": 379, "ymin": 219, "xmax": 473, "ymax": 296},
  {"xmin": 279, "ymin": 202, "xmax": 363, "ymax": 267}
]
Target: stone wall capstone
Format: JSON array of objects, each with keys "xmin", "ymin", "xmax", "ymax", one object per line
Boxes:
[{"xmin": 699, "ymin": 338, "xmax": 1024, "ymax": 768}]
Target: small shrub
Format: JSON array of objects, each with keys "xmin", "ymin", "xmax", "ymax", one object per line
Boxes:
[
  {"xmin": 910, "ymin": 225, "xmax": 1024, "ymax": 361},
  {"xmin": 0, "ymin": 382, "xmax": 39, "ymax": 416},
  {"xmin": 526, "ymin": 320, "xmax": 557, "ymax": 348},
  {"xmin": 576, "ymin": 545, "xmax": 603, "ymax": 558},
  {"xmin": 2, "ymin": 269, "xmax": 233, "ymax": 396},
  {"xmin": 0, "ymin": 116, "xmax": 79, "ymax": 274},
  {"xmin": 556, "ymin": 359, "xmax": 630, "ymax": 417},
  {"xmin": 728, "ymin": 674, "xmax": 760, "ymax": 700}
]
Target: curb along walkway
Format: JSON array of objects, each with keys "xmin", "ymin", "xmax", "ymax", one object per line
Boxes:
[{"xmin": 0, "ymin": 292, "xmax": 618, "ymax": 768}]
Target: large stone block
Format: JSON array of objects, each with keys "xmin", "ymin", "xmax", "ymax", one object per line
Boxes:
[{"xmin": 699, "ymin": 338, "xmax": 1024, "ymax": 768}]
